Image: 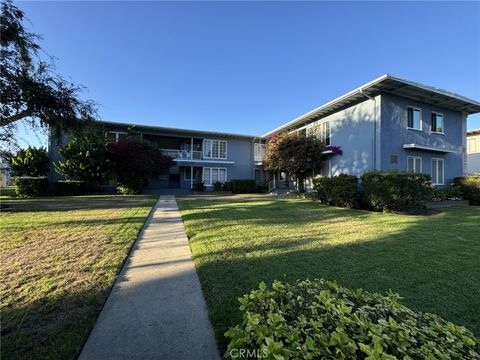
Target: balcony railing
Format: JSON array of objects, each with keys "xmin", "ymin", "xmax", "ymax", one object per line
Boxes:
[{"xmin": 161, "ymin": 149, "xmax": 203, "ymax": 160}]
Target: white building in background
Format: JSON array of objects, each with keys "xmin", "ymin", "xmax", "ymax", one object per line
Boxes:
[{"xmin": 467, "ymin": 129, "xmax": 480, "ymax": 175}]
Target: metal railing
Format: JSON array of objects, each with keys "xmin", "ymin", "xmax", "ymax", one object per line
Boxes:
[{"xmin": 161, "ymin": 149, "xmax": 203, "ymax": 160}]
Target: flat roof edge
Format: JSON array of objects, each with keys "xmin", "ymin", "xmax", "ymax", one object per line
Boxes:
[{"xmin": 100, "ymin": 120, "xmax": 261, "ymax": 139}]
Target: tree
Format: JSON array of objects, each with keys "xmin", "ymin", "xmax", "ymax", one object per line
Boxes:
[
  {"xmin": 54, "ymin": 124, "xmax": 110, "ymax": 183},
  {"xmin": 9, "ymin": 146, "xmax": 49, "ymax": 176},
  {"xmin": 107, "ymin": 139, "xmax": 173, "ymax": 194},
  {"xmin": 0, "ymin": 0, "xmax": 96, "ymax": 145},
  {"xmin": 263, "ymin": 133, "xmax": 326, "ymax": 192}
]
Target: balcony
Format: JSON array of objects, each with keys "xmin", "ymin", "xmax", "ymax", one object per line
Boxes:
[{"xmin": 161, "ymin": 149, "xmax": 203, "ymax": 160}]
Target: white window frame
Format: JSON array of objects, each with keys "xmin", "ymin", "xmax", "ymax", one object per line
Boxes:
[
  {"xmin": 407, "ymin": 156, "xmax": 422, "ymax": 173},
  {"xmin": 254, "ymin": 143, "xmax": 267, "ymax": 162},
  {"xmin": 203, "ymin": 139, "xmax": 227, "ymax": 159},
  {"xmin": 320, "ymin": 160, "xmax": 332, "ymax": 177},
  {"xmin": 319, "ymin": 121, "xmax": 331, "ymax": 146},
  {"xmin": 202, "ymin": 167, "xmax": 227, "ymax": 186},
  {"xmin": 106, "ymin": 131, "xmax": 128, "ymax": 142},
  {"xmin": 407, "ymin": 107, "xmax": 422, "ymax": 131},
  {"xmin": 431, "ymin": 112, "xmax": 445, "ymax": 134},
  {"xmin": 431, "ymin": 158, "xmax": 444, "ymax": 186}
]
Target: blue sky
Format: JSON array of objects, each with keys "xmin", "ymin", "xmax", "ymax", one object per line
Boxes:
[{"xmin": 15, "ymin": 1, "xmax": 480, "ymax": 148}]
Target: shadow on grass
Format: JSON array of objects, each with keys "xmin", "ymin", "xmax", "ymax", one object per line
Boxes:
[
  {"xmin": 1, "ymin": 286, "xmax": 110, "ymax": 360},
  {"xmin": 177, "ymin": 195, "xmax": 480, "ymax": 351},
  {"xmin": 0, "ymin": 195, "xmax": 157, "ymax": 213}
]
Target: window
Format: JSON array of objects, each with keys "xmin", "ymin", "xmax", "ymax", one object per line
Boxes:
[
  {"xmin": 320, "ymin": 160, "xmax": 332, "ymax": 177},
  {"xmin": 203, "ymin": 139, "xmax": 227, "ymax": 159},
  {"xmin": 106, "ymin": 131, "xmax": 127, "ymax": 143},
  {"xmin": 468, "ymin": 138, "xmax": 477, "ymax": 153},
  {"xmin": 254, "ymin": 143, "xmax": 267, "ymax": 162},
  {"xmin": 318, "ymin": 121, "xmax": 331, "ymax": 146},
  {"xmin": 431, "ymin": 113, "xmax": 444, "ymax": 133},
  {"xmin": 407, "ymin": 107, "xmax": 422, "ymax": 130},
  {"xmin": 279, "ymin": 171, "xmax": 287, "ymax": 181},
  {"xmin": 432, "ymin": 158, "xmax": 444, "ymax": 185},
  {"xmin": 407, "ymin": 156, "xmax": 422, "ymax": 173},
  {"xmin": 203, "ymin": 167, "xmax": 227, "ymax": 186}
]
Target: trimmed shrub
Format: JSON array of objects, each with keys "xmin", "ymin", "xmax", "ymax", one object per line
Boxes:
[
  {"xmin": 213, "ymin": 181, "xmax": 223, "ymax": 191},
  {"xmin": 54, "ymin": 180, "xmax": 85, "ymax": 196},
  {"xmin": 230, "ymin": 179, "xmax": 256, "ymax": 193},
  {"xmin": 12, "ymin": 177, "xmax": 48, "ymax": 197},
  {"xmin": 454, "ymin": 175, "xmax": 480, "ymax": 205},
  {"xmin": 223, "ymin": 181, "xmax": 232, "ymax": 192},
  {"xmin": 256, "ymin": 185, "xmax": 268, "ymax": 194},
  {"xmin": 195, "ymin": 181, "xmax": 205, "ymax": 192},
  {"xmin": 312, "ymin": 174, "xmax": 359, "ymax": 208},
  {"xmin": 361, "ymin": 171, "xmax": 433, "ymax": 212},
  {"xmin": 117, "ymin": 179, "xmax": 144, "ymax": 195},
  {"xmin": 225, "ymin": 279, "xmax": 479, "ymax": 360},
  {"xmin": 432, "ymin": 184, "xmax": 463, "ymax": 201}
]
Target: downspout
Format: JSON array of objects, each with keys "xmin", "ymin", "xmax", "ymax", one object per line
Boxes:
[{"xmin": 360, "ymin": 89, "xmax": 377, "ymax": 171}]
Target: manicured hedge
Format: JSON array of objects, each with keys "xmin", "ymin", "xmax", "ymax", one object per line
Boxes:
[
  {"xmin": 454, "ymin": 175, "xmax": 480, "ymax": 205},
  {"xmin": 54, "ymin": 180, "xmax": 86, "ymax": 196},
  {"xmin": 12, "ymin": 177, "xmax": 48, "ymax": 197},
  {"xmin": 361, "ymin": 171, "xmax": 433, "ymax": 212},
  {"xmin": 229, "ymin": 179, "xmax": 256, "ymax": 193},
  {"xmin": 313, "ymin": 174, "xmax": 359, "ymax": 208},
  {"xmin": 225, "ymin": 279, "xmax": 479, "ymax": 360}
]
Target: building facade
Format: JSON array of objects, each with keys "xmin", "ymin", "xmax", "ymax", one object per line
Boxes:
[
  {"xmin": 467, "ymin": 129, "xmax": 480, "ymax": 175},
  {"xmin": 49, "ymin": 75, "xmax": 480, "ymax": 191},
  {"xmin": 49, "ymin": 122, "xmax": 266, "ymax": 190},
  {"xmin": 264, "ymin": 75, "xmax": 479, "ymax": 188}
]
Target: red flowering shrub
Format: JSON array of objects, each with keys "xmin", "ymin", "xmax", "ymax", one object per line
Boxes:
[{"xmin": 107, "ymin": 139, "xmax": 173, "ymax": 194}]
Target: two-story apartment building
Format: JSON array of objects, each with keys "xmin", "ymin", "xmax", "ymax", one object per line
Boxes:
[
  {"xmin": 467, "ymin": 129, "xmax": 480, "ymax": 175},
  {"xmin": 49, "ymin": 122, "xmax": 266, "ymax": 191},
  {"xmin": 48, "ymin": 74, "xmax": 480, "ymax": 191},
  {"xmin": 264, "ymin": 75, "xmax": 480, "ymax": 187}
]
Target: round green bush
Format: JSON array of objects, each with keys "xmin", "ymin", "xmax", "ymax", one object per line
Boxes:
[
  {"xmin": 225, "ymin": 279, "xmax": 478, "ymax": 359},
  {"xmin": 12, "ymin": 177, "xmax": 48, "ymax": 197}
]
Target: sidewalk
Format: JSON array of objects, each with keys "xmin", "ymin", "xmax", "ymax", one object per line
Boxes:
[{"xmin": 79, "ymin": 195, "xmax": 220, "ymax": 360}]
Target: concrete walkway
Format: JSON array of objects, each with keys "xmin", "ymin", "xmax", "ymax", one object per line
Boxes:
[{"xmin": 79, "ymin": 196, "xmax": 220, "ymax": 360}]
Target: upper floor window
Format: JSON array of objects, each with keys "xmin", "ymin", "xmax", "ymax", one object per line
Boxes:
[
  {"xmin": 431, "ymin": 112, "xmax": 444, "ymax": 134},
  {"xmin": 203, "ymin": 139, "xmax": 227, "ymax": 159},
  {"xmin": 407, "ymin": 156, "xmax": 422, "ymax": 173},
  {"xmin": 254, "ymin": 143, "xmax": 266, "ymax": 162},
  {"xmin": 318, "ymin": 121, "xmax": 331, "ymax": 146},
  {"xmin": 407, "ymin": 107, "xmax": 422, "ymax": 130},
  {"xmin": 106, "ymin": 131, "xmax": 127, "ymax": 143}
]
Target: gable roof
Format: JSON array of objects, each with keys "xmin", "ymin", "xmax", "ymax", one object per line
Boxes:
[{"xmin": 262, "ymin": 74, "xmax": 480, "ymax": 137}]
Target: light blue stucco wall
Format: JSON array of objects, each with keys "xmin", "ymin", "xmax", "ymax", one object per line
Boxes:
[
  {"xmin": 380, "ymin": 93, "xmax": 466, "ymax": 185},
  {"xmin": 299, "ymin": 96, "xmax": 380, "ymax": 177},
  {"xmin": 177, "ymin": 136, "xmax": 255, "ymax": 189},
  {"xmin": 48, "ymin": 123, "xmax": 257, "ymax": 191}
]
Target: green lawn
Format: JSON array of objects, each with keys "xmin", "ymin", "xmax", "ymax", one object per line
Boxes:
[
  {"xmin": 177, "ymin": 194, "xmax": 480, "ymax": 350},
  {"xmin": 0, "ymin": 195, "xmax": 157, "ymax": 360}
]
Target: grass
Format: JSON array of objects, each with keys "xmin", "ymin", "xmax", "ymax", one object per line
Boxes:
[
  {"xmin": 177, "ymin": 194, "xmax": 480, "ymax": 351},
  {"xmin": 0, "ymin": 195, "xmax": 157, "ymax": 360}
]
